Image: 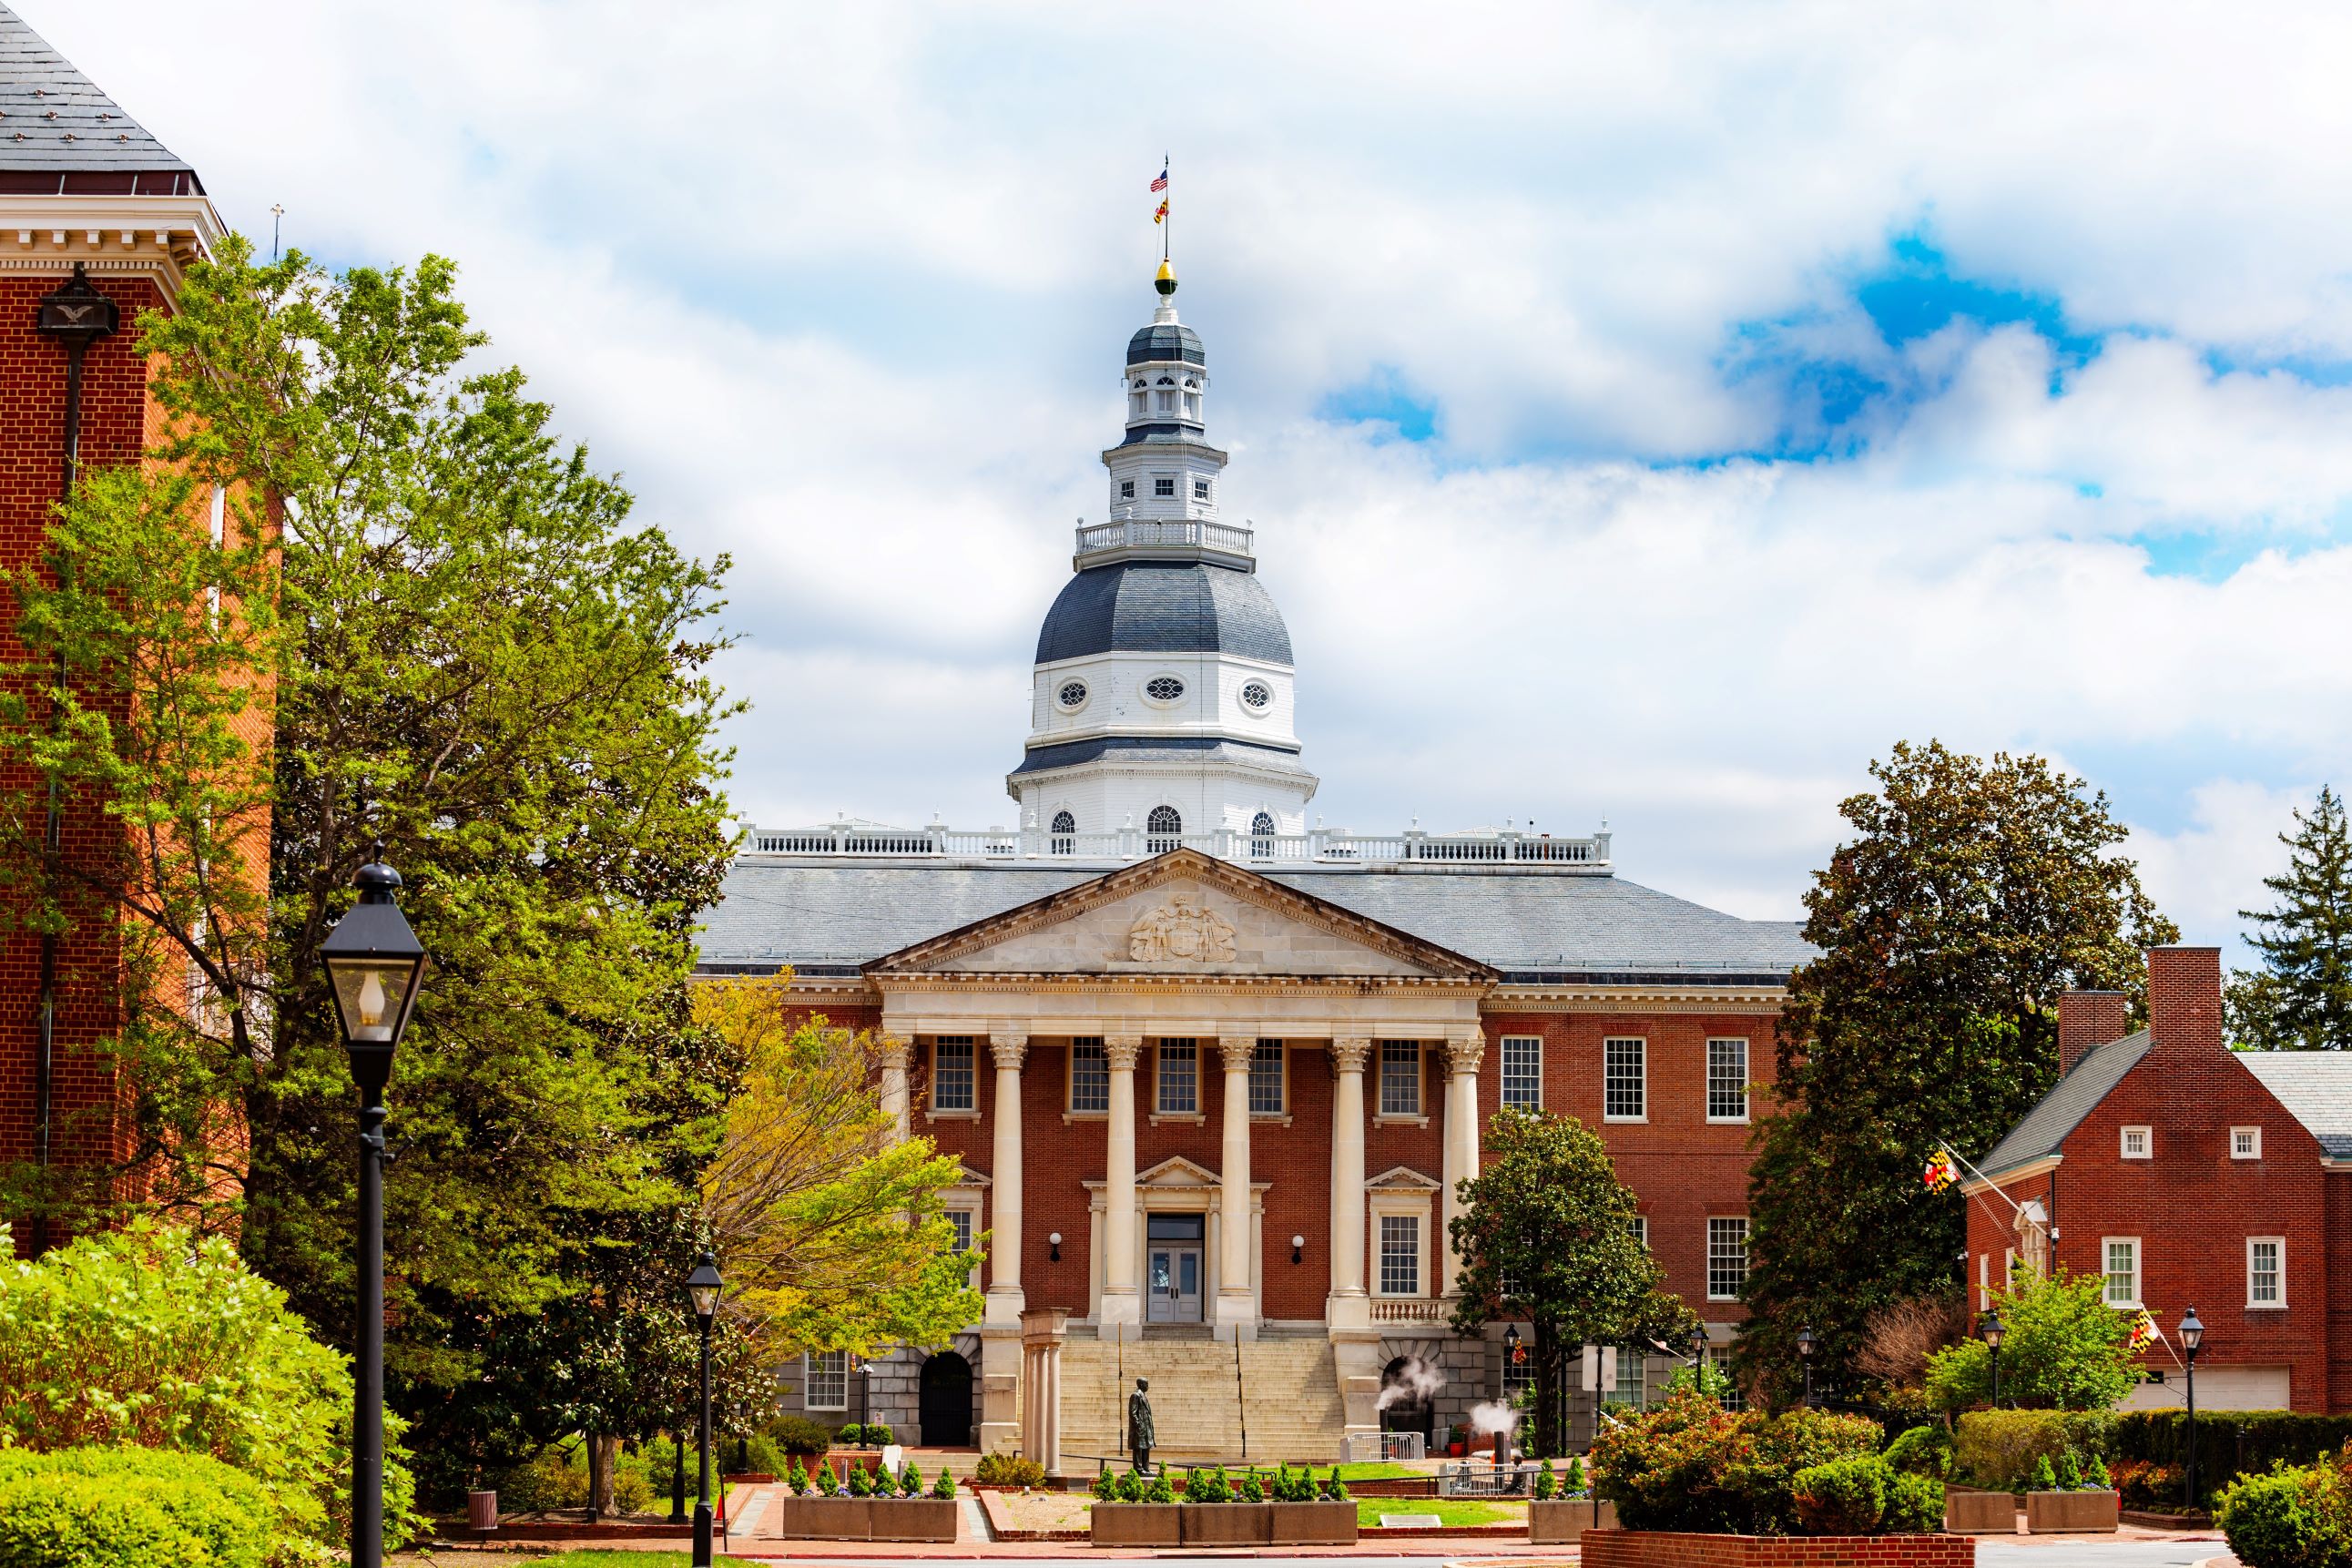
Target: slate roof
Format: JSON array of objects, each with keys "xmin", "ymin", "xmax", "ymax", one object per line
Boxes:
[
  {"xmin": 0, "ymin": 4, "xmax": 197, "ymax": 180},
  {"xmin": 695, "ymin": 858, "xmax": 1816, "ymax": 982},
  {"xmin": 1975, "ymin": 1031, "xmax": 2153, "ymax": 1179},
  {"xmin": 1011, "ymin": 735, "xmax": 1310, "ymax": 779},
  {"xmin": 2238, "ymin": 1054, "xmax": 2352, "ymax": 1159},
  {"xmin": 1127, "ymin": 322, "xmax": 1204, "ymax": 367},
  {"xmin": 1035, "ymin": 561, "xmax": 1293, "ymax": 666}
]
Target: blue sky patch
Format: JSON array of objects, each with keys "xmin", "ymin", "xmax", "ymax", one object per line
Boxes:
[{"xmin": 1318, "ymin": 369, "xmax": 1440, "ymax": 442}]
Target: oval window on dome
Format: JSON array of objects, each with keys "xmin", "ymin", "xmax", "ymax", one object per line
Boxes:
[
  {"xmin": 1241, "ymin": 681, "xmax": 1271, "ymax": 710},
  {"xmin": 1056, "ymin": 679, "xmax": 1088, "ymax": 709},
  {"xmin": 1144, "ymin": 676, "xmax": 1186, "ymax": 703}
]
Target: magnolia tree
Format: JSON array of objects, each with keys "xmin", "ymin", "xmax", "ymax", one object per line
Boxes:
[{"xmin": 1450, "ymin": 1109, "xmax": 1694, "ymax": 1456}]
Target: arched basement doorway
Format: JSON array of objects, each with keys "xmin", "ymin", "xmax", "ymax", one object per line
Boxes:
[
  {"xmin": 1379, "ymin": 1354, "xmax": 1439, "ymax": 1453},
  {"xmin": 920, "ymin": 1350, "xmax": 974, "ymax": 1448}
]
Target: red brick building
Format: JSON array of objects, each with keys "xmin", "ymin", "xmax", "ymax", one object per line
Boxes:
[
  {"xmin": 1963, "ymin": 947, "xmax": 2352, "ymax": 1413},
  {"xmin": 698, "ymin": 249, "xmax": 1813, "ymax": 1460},
  {"xmin": 0, "ymin": 4, "xmax": 228, "ymax": 1254}
]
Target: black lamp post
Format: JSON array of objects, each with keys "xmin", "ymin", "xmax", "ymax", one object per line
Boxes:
[
  {"xmin": 687, "ymin": 1252, "xmax": 724, "ymax": 1568},
  {"xmin": 1981, "ymin": 1309, "xmax": 2005, "ymax": 1408},
  {"xmin": 854, "ymin": 1355, "xmax": 872, "ymax": 1447},
  {"xmin": 669, "ymin": 1420, "xmax": 687, "ymax": 1523},
  {"xmin": 2181, "ymin": 1307, "xmax": 2205, "ymax": 1510},
  {"xmin": 1689, "ymin": 1325, "xmax": 1709, "ymax": 1378},
  {"xmin": 320, "ymin": 853, "xmax": 427, "ymax": 1568},
  {"xmin": 1796, "ymin": 1326, "xmax": 1817, "ymax": 1407}
]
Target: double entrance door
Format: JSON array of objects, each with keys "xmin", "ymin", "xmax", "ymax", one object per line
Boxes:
[{"xmin": 1145, "ymin": 1211, "xmax": 1206, "ymax": 1323}]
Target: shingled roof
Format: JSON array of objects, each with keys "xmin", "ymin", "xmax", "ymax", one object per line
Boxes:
[
  {"xmin": 1974, "ymin": 1030, "xmax": 2153, "ymax": 1180},
  {"xmin": 0, "ymin": 3, "xmax": 200, "ymax": 190}
]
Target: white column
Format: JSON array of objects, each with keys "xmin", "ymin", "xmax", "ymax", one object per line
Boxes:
[
  {"xmin": 985, "ymin": 1033, "xmax": 1028, "ymax": 1326},
  {"xmin": 1441, "ymin": 1031, "xmax": 1485, "ymax": 1298},
  {"xmin": 1327, "ymin": 1036, "xmax": 1371, "ymax": 1332},
  {"xmin": 880, "ymin": 1042, "xmax": 911, "ymax": 1143},
  {"xmin": 1215, "ymin": 1033, "xmax": 1259, "ymax": 1340},
  {"xmin": 1100, "ymin": 1033, "xmax": 1143, "ymax": 1339}
]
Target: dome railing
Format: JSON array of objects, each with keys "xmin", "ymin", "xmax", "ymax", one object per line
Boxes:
[
  {"xmin": 742, "ymin": 820, "xmax": 1612, "ymax": 871},
  {"xmin": 1074, "ymin": 517, "xmax": 1254, "ymax": 569}
]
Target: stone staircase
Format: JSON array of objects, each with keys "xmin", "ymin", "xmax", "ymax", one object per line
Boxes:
[{"xmin": 1060, "ymin": 1330, "xmax": 1346, "ymax": 1467}]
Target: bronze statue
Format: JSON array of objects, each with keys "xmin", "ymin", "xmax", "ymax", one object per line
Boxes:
[{"xmin": 1127, "ymin": 1377, "xmax": 1156, "ymax": 1473}]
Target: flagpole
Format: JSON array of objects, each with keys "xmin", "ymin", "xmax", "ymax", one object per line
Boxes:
[{"xmin": 1163, "ymin": 155, "xmax": 1171, "ymax": 266}]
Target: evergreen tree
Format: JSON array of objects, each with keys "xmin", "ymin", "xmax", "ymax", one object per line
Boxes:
[
  {"xmin": 1737, "ymin": 741, "xmax": 2176, "ymax": 1406},
  {"xmin": 2235, "ymin": 786, "xmax": 2352, "ymax": 1050}
]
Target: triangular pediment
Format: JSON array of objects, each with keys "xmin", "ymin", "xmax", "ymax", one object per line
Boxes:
[
  {"xmin": 866, "ymin": 849, "xmax": 1496, "ymax": 981},
  {"xmin": 1136, "ymin": 1156, "xmax": 1220, "ymax": 1187},
  {"xmin": 1367, "ymin": 1165, "xmax": 1442, "ymax": 1193}
]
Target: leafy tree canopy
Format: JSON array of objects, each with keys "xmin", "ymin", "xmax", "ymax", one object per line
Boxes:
[
  {"xmin": 1739, "ymin": 741, "xmax": 2177, "ymax": 1403},
  {"xmin": 1922, "ymin": 1268, "xmax": 2138, "ymax": 1412},
  {"xmin": 1450, "ymin": 1107, "xmax": 1692, "ymax": 1456},
  {"xmin": 2234, "ymin": 785, "xmax": 2352, "ymax": 1050}
]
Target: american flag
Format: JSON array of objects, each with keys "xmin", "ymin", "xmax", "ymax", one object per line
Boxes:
[{"xmin": 1150, "ymin": 163, "xmax": 1168, "ymax": 193}]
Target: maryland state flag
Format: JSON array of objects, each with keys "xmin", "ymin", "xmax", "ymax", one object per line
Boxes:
[
  {"xmin": 1154, "ymin": 198, "xmax": 1170, "ymax": 224},
  {"xmin": 2127, "ymin": 1308, "xmax": 2161, "ymax": 1353},
  {"xmin": 1923, "ymin": 1148, "xmax": 1957, "ymax": 1190}
]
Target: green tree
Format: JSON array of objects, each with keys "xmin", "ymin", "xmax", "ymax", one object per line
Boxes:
[
  {"xmin": 2235, "ymin": 786, "xmax": 2352, "ymax": 1051},
  {"xmin": 1450, "ymin": 1108, "xmax": 1694, "ymax": 1457},
  {"xmin": 0, "ymin": 239, "xmax": 746, "ymax": 1477},
  {"xmin": 1920, "ymin": 1268, "xmax": 2136, "ymax": 1411},
  {"xmin": 1739, "ymin": 741, "xmax": 2177, "ymax": 1404}
]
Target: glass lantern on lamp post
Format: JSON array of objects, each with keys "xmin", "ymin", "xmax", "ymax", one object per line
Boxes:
[
  {"xmin": 1981, "ymin": 1309, "xmax": 2006, "ymax": 1408},
  {"xmin": 319, "ymin": 852, "xmax": 427, "ymax": 1568},
  {"xmin": 1796, "ymin": 1325, "xmax": 1817, "ymax": 1408},
  {"xmin": 2181, "ymin": 1308, "xmax": 2205, "ymax": 1509},
  {"xmin": 686, "ymin": 1253, "xmax": 723, "ymax": 1568}
]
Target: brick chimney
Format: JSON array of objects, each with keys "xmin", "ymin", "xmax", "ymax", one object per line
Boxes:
[
  {"xmin": 2057, "ymin": 989, "xmax": 2130, "ymax": 1075},
  {"xmin": 2146, "ymin": 946, "xmax": 2224, "ymax": 1056}
]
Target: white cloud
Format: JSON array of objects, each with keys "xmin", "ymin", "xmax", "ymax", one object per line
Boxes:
[{"xmin": 27, "ymin": 0, "xmax": 2352, "ymax": 954}]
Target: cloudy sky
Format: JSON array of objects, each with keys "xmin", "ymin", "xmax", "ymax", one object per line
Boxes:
[{"xmin": 48, "ymin": 1, "xmax": 2352, "ymax": 952}]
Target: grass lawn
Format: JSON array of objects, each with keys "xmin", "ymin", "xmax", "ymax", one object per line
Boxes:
[
  {"xmin": 1359, "ymin": 1497, "xmax": 1528, "ymax": 1528},
  {"xmin": 1332, "ymin": 1461, "xmax": 1430, "ymax": 1481}
]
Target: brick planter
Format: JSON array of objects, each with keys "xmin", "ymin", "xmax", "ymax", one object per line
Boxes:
[
  {"xmin": 1531, "ymin": 1497, "xmax": 1620, "ymax": 1543},
  {"xmin": 868, "ymin": 1497, "xmax": 959, "ymax": 1543},
  {"xmin": 1942, "ymin": 1489, "xmax": 2019, "ymax": 1533},
  {"xmin": 1181, "ymin": 1502, "xmax": 1273, "ymax": 1544},
  {"xmin": 1268, "ymin": 1500, "xmax": 1358, "ymax": 1544},
  {"xmin": 1090, "ymin": 1503, "xmax": 1182, "ymax": 1547},
  {"xmin": 2025, "ymin": 1489, "xmax": 2119, "ymax": 1533},
  {"xmin": 1580, "ymin": 1529, "xmax": 1975, "ymax": 1567}
]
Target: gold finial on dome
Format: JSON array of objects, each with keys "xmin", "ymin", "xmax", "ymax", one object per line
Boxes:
[{"xmin": 1155, "ymin": 257, "xmax": 1176, "ymax": 297}]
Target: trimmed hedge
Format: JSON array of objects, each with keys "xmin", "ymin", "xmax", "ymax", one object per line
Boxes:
[
  {"xmin": 1954, "ymin": 1409, "xmax": 2116, "ymax": 1492},
  {"xmin": 0, "ymin": 1446, "xmax": 272, "ymax": 1568},
  {"xmin": 2119, "ymin": 1411, "xmax": 2352, "ymax": 1506}
]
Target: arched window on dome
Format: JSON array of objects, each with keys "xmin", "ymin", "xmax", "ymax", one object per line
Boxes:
[
  {"xmin": 1051, "ymin": 810, "xmax": 1076, "ymax": 856},
  {"xmin": 1251, "ymin": 811, "xmax": 1276, "ymax": 859},
  {"xmin": 1146, "ymin": 806, "xmax": 1182, "ymax": 853}
]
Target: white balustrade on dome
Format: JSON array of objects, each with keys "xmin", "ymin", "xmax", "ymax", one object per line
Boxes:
[{"xmin": 742, "ymin": 820, "xmax": 1612, "ymax": 871}]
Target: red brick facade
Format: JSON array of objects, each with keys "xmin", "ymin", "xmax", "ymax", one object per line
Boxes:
[
  {"xmin": 1582, "ymin": 1530, "xmax": 1972, "ymax": 1568},
  {"xmin": 1967, "ymin": 949, "xmax": 2347, "ymax": 1411}
]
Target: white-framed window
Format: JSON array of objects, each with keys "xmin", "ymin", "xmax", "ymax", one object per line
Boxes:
[
  {"xmin": 1120, "ymin": 478, "xmax": 1136, "ymax": 497},
  {"xmin": 1631, "ymin": 1214, "xmax": 1649, "ymax": 1249},
  {"xmin": 932, "ymin": 1037, "xmax": 975, "ymax": 1112},
  {"xmin": 2122, "ymin": 1125, "xmax": 2152, "ymax": 1159},
  {"xmin": 1706, "ymin": 1038, "xmax": 1749, "ymax": 1123},
  {"xmin": 1604, "ymin": 1037, "xmax": 1645, "ymax": 1121},
  {"xmin": 1249, "ymin": 1040, "xmax": 1285, "ymax": 1115},
  {"xmin": 947, "ymin": 1208, "xmax": 973, "ymax": 1253},
  {"xmin": 1706, "ymin": 1217, "xmax": 1748, "ymax": 1301},
  {"xmin": 2103, "ymin": 1237, "xmax": 2142, "ymax": 1306},
  {"xmin": 1070, "ymin": 1037, "xmax": 1108, "ymax": 1113},
  {"xmin": 2248, "ymin": 1237, "xmax": 2285, "ymax": 1308},
  {"xmin": 2004, "ymin": 1247, "xmax": 2016, "ymax": 1291},
  {"xmin": 1193, "ymin": 478, "xmax": 1210, "ymax": 500},
  {"xmin": 1380, "ymin": 1040, "xmax": 1421, "ymax": 1116},
  {"xmin": 1502, "ymin": 1337, "xmax": 1535, "ymax": 1399},
  {"xmin": 1614, "ymin": 1346, "xmax": 1646, "ymax": 1409},
  {"xmin": 1157, "ymin": 1039, "xmax": 1198, "ymax": 1114},
  {"xmin": 1379, "ymin": 1214, "xmax": 1420, "ymax": 1296},
  {"xmin": 1501, "ymin": 1035, "xmax": 1543, "ymax": 1109},
  {"xmin": 805, "ymin": 1349, "xmax": 849, "ymax": 1411},
  {"xmin": 2234, "ymin": 1126, "xmax": 2263, "ymax": 1159},
  {"xmin": 1154, "ymin": 474, "xmax": 1176, "ymax": 495}
]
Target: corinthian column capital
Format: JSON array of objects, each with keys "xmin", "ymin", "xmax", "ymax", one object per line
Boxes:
[
  {"xmin": 1217, "ymin": 1034, "xmax": 1257, "ymax": 1072},
  {"xmin": 1446, "ymin": 1031, "xmax": 1486, "ymax": 1076},
  {"xmin": 1329, "ymin": 1036, "xmax": 1371, "ymax": 1074},
  {"xmin": 1104, "ymin": 1033, "xmax": 1144, "ymax": 1072},
  {"xmin": 879, "ymin": 1040, "xmax": 911, "ymax": 1072},
  {"xmin": 990, "ymin": 1033, "xmax": 1030, "ymax": 1072}
]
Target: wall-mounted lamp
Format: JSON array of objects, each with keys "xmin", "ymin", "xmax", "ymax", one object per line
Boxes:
[
  {"xmin": 1048, "ymin": 1231, "xmax": 1063, "ymax": 1263},
  {"xmin": 1290, "ymin": 1233, "xmax": 1306, "ymax": 1265}
]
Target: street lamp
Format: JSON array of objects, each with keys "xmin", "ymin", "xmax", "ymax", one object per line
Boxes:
[
  {"xmin": 686, "ymin": 1252, "xmax": 723, "ymax": 1568},
  {"xmin": 854, "ymin": 1355, "xmax": 872, "ymax": 1447},
  {"xmin": 320, "ymin": 852, "xmax": 426, "ymax": 1568},
  {"xmin": 1796, "ymin": 1326, "xmax": 1817, "ymax": 1407},
  {"xmin": 2180, "ymin": 1307, "xmax": 2205, "ymax": 1510},
  {"xmin": 1980, "ymin": 1309, "xmax": 2005, "ymax": 1408}
]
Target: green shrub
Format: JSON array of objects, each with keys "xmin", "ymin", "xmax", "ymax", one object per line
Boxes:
[
  {"xmin": 766, "ymin": 1413, "xmax": 834, "ymax": 1456},
  {"xmin": 1881, "ymin": 1422, "xmax": 1952, "ymax": 1478},
  {"xmin": 1954, "ymin": 1409, "xmax": 2116, "ymax": 1492},
  {"xmin": 1563, "ymin": 1455, "xmax": 1587, "ymax": 1494},
  {"xmin": 0, "ymin": 1220, "xmax": 416, "ymax": 1563},
  {"xmin": 1792, "ymin": 1454, "xmax": 1889, "ymax": 1535},
  {"xmin": 2215, "ymin": 1461, "xmax": 2352, "ymax": 1568},
  {"xmin": 490, "ymin": 1444, "xmax": 591, "ymax": 1512},
  {"xmin": 1270, "ymin": 1463, "xmax": 1316, "ymax": 1502},
  {"xmin": 1593, "ymin": 1387, "xmax": 1879, "ymax": 1535},
  {"xmin": 1922, "ymin": 1268, "xmax": 2139, "ymax": 1412},
  {"xmin": 814, "ymin": 1460, "xmax": 840, "ymax": 1496},
  {"xmin": 2085, "ymin": 1453, "xmax": 2113, "ymax": 1490},
  {"xmin": 2118, "ymin": 1411, "xmax": 2352, "ymax": 1507},
  {"xmin": 1884, "ymin": 1471, "xmax": 1945, "ymax": 1534},
  {"xmin": 1319, "ymin": 1467, "xmax": 1349, "ymax": 1502},
  {"xmin": 1145, "ymin": 1469, "xmax": 1176, "ymax": 1503},
  {"xmin": 742, "ymin": 1433, "xmax": 788, "ymax": 1479},
  {"xmin": 1117, "ymin": 1467, "xmax": 1149, "ymax": 1503},
  {"xmin": 1091, "ymin": 1465, "xmax": 1118, "ymax": 1502},
  {"xmin": 932, "ymin": 1469, "xmax": 956, "ymax": 1499},
  {"xmin": 2053, "ymin": 1448, "xmax": 2082, "ymax": 1490},
  {"xmin": 864, "ymin": 1422, "xmax": 895, "ymax": 1445},
  {"xmin": 2031, "ymin": 1454, "xmax": 2058, "ymax": 1492},
  {"xmin": 611, "ymin": 1463, "xmax": 654, "ymax": 1513},
  {"xmin": 972, "ymin": 1451, "xmax": 1046, "ymax": 1487},
  {"xmin": 847, "ymin": 1459, "xmax": 873, "ymax": 1497},
  {"xmin": 1533, "ymin": 1459, "xmax": 1557, "ymax": 1501},
  {"xmin": 1187, "ymin": 1464, "xmax": 1234, "ymax": 1502},
  {"xmin": 787, "ymin": 1460, "xmax": 809, "ymax": 1495},
  {"xmin": 1233, "ymin": 1469, "xmax": 1265, "ymax": 1502},
  {"xmin": 0, "ymin": 1447, "xmax": 273, "ymax": 1568},
  {"xmin": 899, "ymin": 1461, "xmax": 923, "ymax": 1497}
]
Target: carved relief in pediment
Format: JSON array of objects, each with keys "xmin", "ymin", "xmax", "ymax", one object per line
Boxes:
[{"xmin": 1125, "ymin": 891, "xmax": 1238, "ymax": 965}]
